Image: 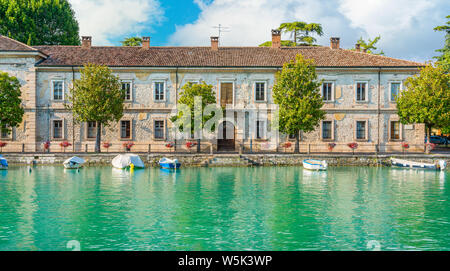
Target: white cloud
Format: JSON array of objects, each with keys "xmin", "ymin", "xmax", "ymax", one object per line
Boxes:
[
  {"xmin": 169, "ymin": 0, "xmax": 449, "ymax": 61},
  {"xmin": 69, "ymin": 0, "xmax": 164, "ymax": 45}
]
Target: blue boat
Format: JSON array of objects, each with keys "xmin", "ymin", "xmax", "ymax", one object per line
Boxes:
[
  {"xmin": 159, "ymin": 157, "xmax": 181, "ymax": 169},
  {"xmin": 0, "ymin": 155, "xmax": 8, "ymax": 170},
  {"xmin": 391, "ymin": 158, "xmax": 447, "ymax": 171}
]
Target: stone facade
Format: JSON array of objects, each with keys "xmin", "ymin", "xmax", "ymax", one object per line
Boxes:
[{"xmin": 0, "ymin": 36, "xmax": 425, "ymax": 153}]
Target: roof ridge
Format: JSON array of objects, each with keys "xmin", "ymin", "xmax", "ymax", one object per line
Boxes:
[
  {"xmin": 0, "ymin": 35, "xmax": 38, "ymax": 51},
  {"xmin": 338, "ymin": 47, "xmax": 424, "ymax": 65}
]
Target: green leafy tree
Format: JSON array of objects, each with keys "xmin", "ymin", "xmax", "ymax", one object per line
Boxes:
[
  {"xmin": 0, "ymin": 72, "xmax": 24, "ymax": 136},
  {"xmin": 170, "ymin": 82, "xmax": 217, "ymax": 152},
  {"xmin": 396, "ymin": 64, "xmax": 450, "ymax": 151},
  {"xmin": 121, "ymin": 37, "xmax": 143, "ymax": 47},
  {"xmin": 273, "ymin": 54, "xmax": 326, "ymax": 153},
  {"xmin": 67, "ymin": 64, "xmax": 124, "ymax": 153},
  {"xmin": 279, "ymin": 21, "xmax": 324, "ymax": 45},
  {"xmin": 0, "ymin": 0, "xmax": 80, "ymax": 45},
  {"xmin": 354, "ymin": 36, "xmax": 384, "ymax": 55},
  {"xmin": 434, "ymin": 15, "xmax": 450, "ymax": 71},
  {"xmin": 259, "ymin": 40, "xmax": 297, "ymax": 47}
]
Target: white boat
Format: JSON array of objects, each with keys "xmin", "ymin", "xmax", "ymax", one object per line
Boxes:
[
  {"xmin": 112, "ymin": 154, "xmax": 145, "ymax": 169},
  {"xmin": 303, "ymin": 159, "xmax": 328, "ymax": 171},
  {"xmin": 159, "ymin": 157, "xmax": 181, "ymax": 169},
  {"xmin": 391, "ymin": 158, "xmax": 447, "ymax": 171},
  {"xmin": 0, "ymin": 155, "xmax": 8, "ymax": 170},
  {"xmin": 63, "ymin": 156, "xmax": 85, "ymax": 169}
]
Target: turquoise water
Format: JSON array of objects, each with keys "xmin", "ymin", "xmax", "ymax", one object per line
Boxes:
[{"xmin": 0, "ymin": 166, "xmax": 449, "ymax": 251}]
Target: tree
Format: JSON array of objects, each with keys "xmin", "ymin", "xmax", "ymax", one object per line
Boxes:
[
  {"xmin": 259, "ymin": 40, "xmax": 297, "ymax": 47},
  {"xmin": 170, "ymin": 82, "xmax": 217, "ymax": 153},
  {"xmin": 67, "ymin": 64, "xmax": 124, "ymax": 153},
  {"xmin": 434, "ymin": 15, "xmax": 450, "ymax": 71},
  {"xmin": 121, "ymin": 37, "xmax": 143, "ymax": 47},
  {"xmin": 0, "ymin": 72, "xmax": 24, "ymax": 137},
  {"xmin": 354, "ymin": 36, "xmax": 384, "ymax": 55},
  {"xmin": 396, "ymin": 64, "xmax": 450, "ymax": 152},
  {"xmin": 0, "ymin": 0, "xmax": 80, "ymax": 45},
  {"xmin": 273, "ymin": 54, "xmax": 326, "ymax": 153},
  {"xmin": 279, "ymin": 21, "xmax": 324, "ymax": 45}
]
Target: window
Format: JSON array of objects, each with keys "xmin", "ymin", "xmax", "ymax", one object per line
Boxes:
[
  {"xmin": 53, "ymin": 120, "xmax": 63, "ymax": 139},
  {"xmin": 256, "ymin": 120, "xmax": 265, "ymax": 139},
  {"xmin": 244, "ymin": 112, "xmax": 250, "ymax": 140},
  {"xmin": 356, "ymin": 121, "xmax": 367, "ymax": 140},
  {"xmin": 322, "ymin": 121, "xmax": 332, "ymax": 140},
  {"xmin": 122, "ymin": 81, "xmax": 132, "ymax": 101},
  {"xmin": 356, "ymin": 82, "xmax": 367, "ymax": 102},
  {"xmin": 390, "ymin": 82, "xmax": 401, "ymax": 102},
  {"xmin": 1, "ymin": 126, "xmax": 10, "ymax": 139},
  {"xmin": 120, "ymin": 120, "xmax": 131, "ymax": 139},
  {"xmin": 289, "ymin": 133, "xmax": 297, "ymax": 140},
  {"xmin": 87, "ymin": 122, "xmax": 97, "ymax": 139},
  {"xmin": 154, "ymin": 120, "xmax": 165, "ymax": 139},
  {"xmin": 255, "ymin": 82, "xmax": 265, "ymax": 101},
  {"xmin": 322, "ymin": 82, "xmax": 333, "ymax": 101},
  {"xmin": 390, "ymin": 121, "xmax": 400, "ymax": 140},
  {"xmin": 154, "ymin": 82, "xmax": 165, "ymax": 101},
  {"xmin": 52, "ymin": 81, "xmax": 64, "ymax": 101}
]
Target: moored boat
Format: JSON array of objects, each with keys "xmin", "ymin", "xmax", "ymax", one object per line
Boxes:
[
  {"xmin": 391, "ymin": 158, "xmax": 447, "ymax": 171},
  {"xmin": 112, "ymin": 154, "xmax": 145, "ymax": 169},
  {"xmin": 0, "ymin": 155, "xmax": 8, "ymax": 170},
  {"xmin": 63, "ymin": 156, "xmax": 85, "ymax": 169},
  {"xmin": 159, "ymin": 157, "xmax": 181, "ymax": 169},
  {"xmin": 303, "ymin": 159, "xmax": 328, "ymax": 171}
]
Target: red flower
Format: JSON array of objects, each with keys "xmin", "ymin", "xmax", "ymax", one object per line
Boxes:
[
  {"xmin": 0, "ymin": 141, "xmax": 7, "ymax": 148},
  {"xmin": 282, "ymin": 142, "xmax": 292, "ymax": 148},
  {"xmin": 401, "ymin": 142, "xmax": 410, "ymax": 149},
  {"xmin": 347, "ymin": 143, "xmax": 358, "ymax": 150},
  {"xmin": 328, "ymin": 143, "xmax": 337, "ymax": 151},
  {"xmin": 122, "ymin": 142, "xmax": 134, "ymax": 149},
  {"xmin": 59, "ymin": 141, "xmax": 72, "ymax": 148},
  {"xmin": 166, "ymin": 142, "xmax": 174, "ymax": 148},
  {"xmin": 186, "ymin": 141, "xmax": 197, "ymax": 149},
  {"xmin": 103, "ymin": 142, "xmax": 111, "ymax": 149},
  {"xmin": 43, "ymin": 141, "xmax": 50, "ymax": 150}
]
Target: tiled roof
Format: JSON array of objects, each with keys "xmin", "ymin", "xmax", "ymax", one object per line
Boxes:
[
  {"xmin": 33, "ymin": 45, "xmax": 422, "ymax": 68},
  {"xmin": 0, "ymin": 35, "xmax": 39, "ymax": 52}
]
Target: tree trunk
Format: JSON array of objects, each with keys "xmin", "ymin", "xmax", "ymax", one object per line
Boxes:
[
  {"xmin": 294, "ymin": 133, "xmax": 300, "ymax": 154},
  {"xmin": 95, "ymin": 122, "xmax": 102, "ymax": 153},
  {"xmin": 197, "ymin": 138, "xmax": 201, "ymax": 153}
]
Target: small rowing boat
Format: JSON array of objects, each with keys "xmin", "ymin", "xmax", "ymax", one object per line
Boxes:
[
  {"xmin": 112, "ymin": 154, "xmax": 145, "ymax": 169},
  {"xmin": 0, "ymin": 155, "xmax": 8, "ymax": 170},
  {"xmin": 391, "ymin": 158, "xmax": 447, "ymax": 171},
  {"xmin": 159, "ymin": 157, "xmax": 181, "ymax": 169},
  {"xmin": 63, "ymin": 156, "xmax": 85, "ymax": 169},
  {"xmin": 303, "ymin": 159, "xmax": 328, "ymax": 171}
]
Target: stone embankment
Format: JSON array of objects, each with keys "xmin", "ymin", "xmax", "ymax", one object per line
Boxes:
[{"xmin": 2, "ymin": 153, "xmax": 449, "ymax": 168}]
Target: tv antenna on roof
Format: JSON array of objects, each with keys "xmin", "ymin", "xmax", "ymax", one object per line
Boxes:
[{"xmin": 212, "ymin": 24, "xmax": 231, "ymax": 43}]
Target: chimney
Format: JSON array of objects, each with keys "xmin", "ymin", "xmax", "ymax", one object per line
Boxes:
[
  {"xmin": 82, "ymin": 36, "xmax": 92, "ymax": 49},
  {"xmin": 142, "ymin": 37, "xmax": 150, "ymax": 49},
  {"xmin": 211, "ymin": 36, "xmax": 219, "ymax": 51},
  {"xmin": 271, "ymin": 29, "xmax": 281, "ymax": 49},
  {"xmin": 330, "ymin": 37, "xmax": 340, "ymax": 49},
  {"xmin": 355, "ymin": 43, "xmax": 360, "ymax": 52}
]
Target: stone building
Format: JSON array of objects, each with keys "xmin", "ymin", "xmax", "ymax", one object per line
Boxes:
[{"xmin": 0, "ymin": 31, "xmax": 424, "ymax": 153}]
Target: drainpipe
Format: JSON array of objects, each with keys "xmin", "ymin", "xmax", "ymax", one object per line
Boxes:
[
  {"xmin": 377, "ymin": 67, "xmax": 381, "ymax": 153},
  {"xmin": 72, "ymin": 66, "xmax": 75, "ymax": 152}
]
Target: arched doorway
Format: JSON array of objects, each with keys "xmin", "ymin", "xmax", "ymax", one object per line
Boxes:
[{"xmin": 217, "ymin": 121, "xmax": 235, "ymax": 151}]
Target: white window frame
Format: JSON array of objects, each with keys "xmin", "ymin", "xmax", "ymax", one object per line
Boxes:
[
  {"xmin": 355, "ymin": 81, "xmax": 369, "ymax": 102},
  {"xmin": 320, "ymin": 120, "xmax": 335, "ymax": 141},
  {"xmin": 389, "ymin": 120, "xmax": 403, "ymax": 141},
  {"xmin": 255, "ymin": 119, "xmax": 267, "ymax": 140},
  {"xmin": 254, "ymin": 81, "xmax": 267, "ymax": 102},
  {"xmin": 322, "ymin": 81, "xmax": 335, "ymax": 102},
  {"xmin": 51, "ymin": 119, "xmax": 65, "ymax": 140},
  {"xmin": 51, "ymin": 80, "xmax": 65, "ymax": 101},
  {"xmin": 354, "ymin": 120, "xmax": 369, "ymax": 141},
  {"xmin": 119, "ymin": 120, "xmax": 132, "ymax": 140},
  {"xmin": 153, "ymin": 119, "xmax": 166, "ymax": 140},
  {"xmin": 153, "ymin": 81, "xmax": 166, "ymax": 102},
  {"xmin": 85, "ymin": 121, "xmax": 97, "ymax": 140},
  {"xmin": 389, "ymin": 81, "xmax": 402, "ymax": 103},
  {"xmin": 121, "ymin": 80, "xmax": 133, "ymax": 102},
  {"xmin": 218, "ymin": 80, "xmax": 236, "ymax": 106}
]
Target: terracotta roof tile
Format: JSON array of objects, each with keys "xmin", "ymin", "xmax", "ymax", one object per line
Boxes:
[
  {"xmin": 30, "ymin": 44, "xmax": 423, "ymax": 68},
  {"xmin": 0, "ymin": 35, "xmax": 39, "ymax": 52}
]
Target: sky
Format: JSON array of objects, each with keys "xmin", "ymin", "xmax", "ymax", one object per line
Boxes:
[{"xmin": 68, "ymin": 0, "xmax": 449, "ymax": 62}]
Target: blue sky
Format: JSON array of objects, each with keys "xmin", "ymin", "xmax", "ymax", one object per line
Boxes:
[{"xmin": 69, "ymin": 0, "xmax": 449, "ymax": 62}]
